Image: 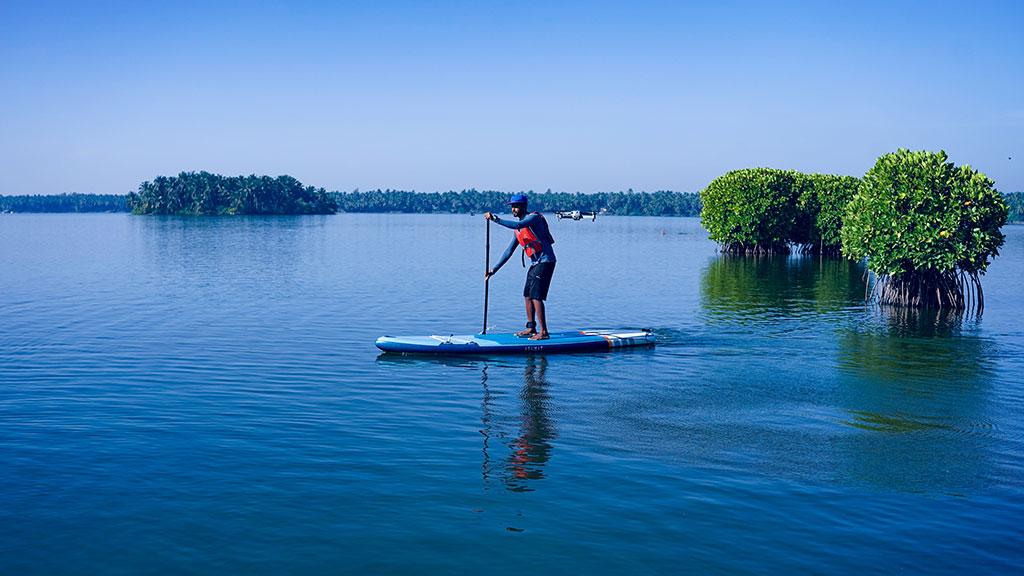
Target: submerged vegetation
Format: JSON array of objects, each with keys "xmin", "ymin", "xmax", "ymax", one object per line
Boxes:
[
  {"xmin": 841, "ymin": 149, "xmax": 1007, "ymax": 311},
  {"xmin": 127, "ymin": 172, "xmax": 337, "ymax": 215}
]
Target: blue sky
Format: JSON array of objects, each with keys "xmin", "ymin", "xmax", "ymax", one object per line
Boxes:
[{"xmin": 1, "ymin": 0, "xmax": 1021, "ymax": 194}]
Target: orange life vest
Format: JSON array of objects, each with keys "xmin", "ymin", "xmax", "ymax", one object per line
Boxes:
[{"xmin": 514, "ymin": 213, "xmax": 546, "ymax": 258}]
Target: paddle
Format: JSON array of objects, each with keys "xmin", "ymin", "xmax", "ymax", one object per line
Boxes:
[{"xmin": 483, "ymin": 218, "xmax": 490, "ymax": 334}]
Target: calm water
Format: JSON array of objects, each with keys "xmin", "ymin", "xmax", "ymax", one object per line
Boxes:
[{"xmin": 1, "ymin": 213, "xmax": 1023, "ymax": 574}]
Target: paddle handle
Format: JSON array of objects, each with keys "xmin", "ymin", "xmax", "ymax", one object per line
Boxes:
[{"xmin": 483, "ymin": 219, "xmax": 490, "ymax": 334}]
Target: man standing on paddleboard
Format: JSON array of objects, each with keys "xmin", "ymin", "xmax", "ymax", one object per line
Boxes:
[{"xmin": 484, "ymin": 194, "xmax": 556, "ymax": 340}]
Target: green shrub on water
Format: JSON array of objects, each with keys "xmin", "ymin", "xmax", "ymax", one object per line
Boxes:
[
  {"xmin": 840, "ymin": 149, "xmax": 1008, "ymax": 310},
  {"xmin": 701, "ymin": 168, "xmax": 859, "ymax": 254},
  {"xmin": 797, "ymin": 173, "xmax": 861, "ymax": 255},
  {"xmin": 700, "ymin": 168, "xmax": 803, "ymax": 254}
]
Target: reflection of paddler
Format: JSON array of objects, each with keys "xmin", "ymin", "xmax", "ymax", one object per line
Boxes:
[
  {"xmin": 505, "ymin": 356, "xmax": 555, "ymax": 491},
  {"xmin": 510, "ymin": 442, "xmax": 535, "ymax": 480}
]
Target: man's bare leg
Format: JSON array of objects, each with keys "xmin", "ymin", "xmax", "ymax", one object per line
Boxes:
[
  {"xmin": 516, "ymin": 298, "xmax": 537, "ymax": 337},
  {"xmin": 530, "ymin": 299, "xmax": 549, "ymax": 340}
]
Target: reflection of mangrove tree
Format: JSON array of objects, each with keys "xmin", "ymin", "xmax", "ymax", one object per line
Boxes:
[
  {"xmin": 700, "ymin": 255, "xmax": 866, "ymax": 321},
  {"xmin": 838, "ymin": 307, "xmax": 990, "ymax": 382},
  {"xmin": 834, "ymin": 307, "xmax": 994, "ymax": 492}
]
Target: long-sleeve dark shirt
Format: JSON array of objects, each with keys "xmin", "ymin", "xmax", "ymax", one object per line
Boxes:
[{"xmin": 492, "ymin": 212, "xmax": 556, "ymax": 272}]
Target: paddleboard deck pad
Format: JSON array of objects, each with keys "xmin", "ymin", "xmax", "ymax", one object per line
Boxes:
[{"xmin": 376, "ymin": 329, "xmax": 655, "ymax": 355}]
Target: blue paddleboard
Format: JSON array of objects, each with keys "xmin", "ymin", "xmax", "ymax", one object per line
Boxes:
[{"xmin": 375, "ymin": 329, "xmax": 655, "ymax": 355}]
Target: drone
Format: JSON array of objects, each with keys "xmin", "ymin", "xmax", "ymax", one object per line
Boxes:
[{"xmin": 554, "ymin": 210, "xmax": 597, "ymax": 221}]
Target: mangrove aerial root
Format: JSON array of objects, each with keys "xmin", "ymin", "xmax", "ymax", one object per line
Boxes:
[
  {"xmin": 869, "ymin": 269, "xmax": 984, "ymax": 312},
  {"xmin": 720, "ymin": 242, "xmax": 791, "ymax": 255}
]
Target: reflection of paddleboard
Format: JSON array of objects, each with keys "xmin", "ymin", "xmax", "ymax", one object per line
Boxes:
[{"xmin": 376, "ymin": 330, "xmax": 655, "ymax": 355}]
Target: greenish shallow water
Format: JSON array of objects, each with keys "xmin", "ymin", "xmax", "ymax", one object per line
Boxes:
[{"xmin": 1, "ymin": 213, "xmax": 1022, "ymax": 574}]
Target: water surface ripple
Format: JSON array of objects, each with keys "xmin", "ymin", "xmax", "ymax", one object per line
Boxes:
[{"xmin": 1, "ymin": 214, "xmax": 1022, "ymax": 574}]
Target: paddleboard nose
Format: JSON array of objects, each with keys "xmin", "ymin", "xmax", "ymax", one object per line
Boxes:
[{"xmin": 375, "ymin": 336, "xmax": 398, "ymax": 352}]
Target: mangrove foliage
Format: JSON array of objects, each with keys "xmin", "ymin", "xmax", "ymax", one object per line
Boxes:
[
  {"xmin": 700, "ymin": 168, "xmax": 803, "ymax": 254},
  {"xmin": 700, "ymin": 168, "xmax": 859, "ymax": 254},
  {"xmin": 840, "ymin": 149, "xmax": 1008, "ymax": 310},
  {"xmin": 798, "ymin": 174, "xmax": 862, "ymax": 255}
]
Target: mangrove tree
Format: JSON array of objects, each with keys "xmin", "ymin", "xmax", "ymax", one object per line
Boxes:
[{"xmin": 840, "ymin": 149, "xmax": 1007, "ymax": 310}]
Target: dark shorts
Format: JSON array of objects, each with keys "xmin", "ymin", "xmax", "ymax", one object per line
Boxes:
[{"xmin": 524, "ymin": 261, "xmax": 556, "ymax": 301}]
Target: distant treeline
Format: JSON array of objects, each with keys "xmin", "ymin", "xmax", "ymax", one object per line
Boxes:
[
  {"xmin": 127, "ymin": 172, "xmax": 336, "ymax": 215},
  {"xmin": 0, "ymin": 193, "xmax": 127, "ymax": 212},
  {"xmin": 1007, "ymin": 191, "xmax": 1024, "ymax": 222},
  {"xmin": 331, "ymin": 189, "xmax": 702, "ymax": 216},
  {"xmin": 1, "ymin": 185, "xmax": 703, "ymax": 216},
  {"xmin": 2, "ymin": 184, "xmax": 1024, "ymax": 220}
]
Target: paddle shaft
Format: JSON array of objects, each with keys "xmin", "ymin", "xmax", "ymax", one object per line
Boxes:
[{"xmin": 483, "ymin": 219, "xmax": 490, "ymax": 334}]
